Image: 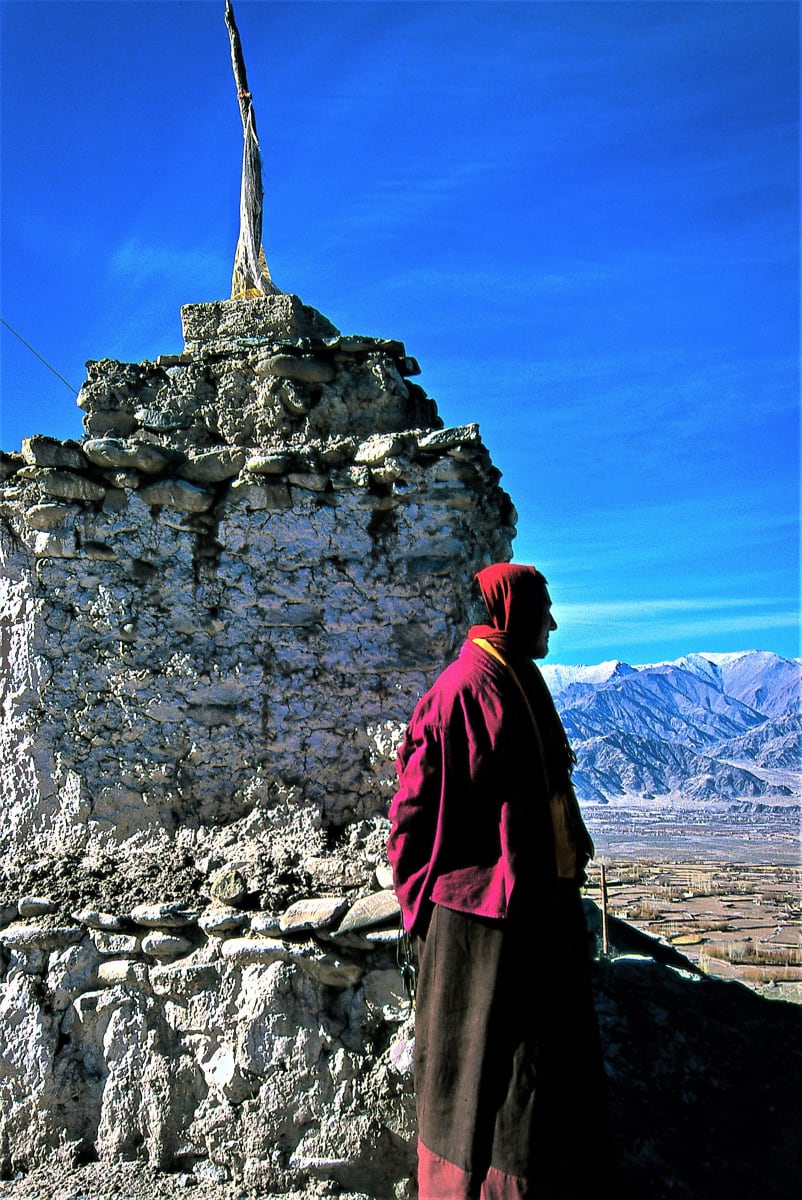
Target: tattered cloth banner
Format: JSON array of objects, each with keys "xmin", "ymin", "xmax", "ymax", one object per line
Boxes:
[{"xmin": 225, "ymin": 0, "xmax": 278, "ymax": 299}]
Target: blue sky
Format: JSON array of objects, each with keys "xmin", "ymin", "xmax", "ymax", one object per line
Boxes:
[{"xmin": 1, "ymin": 0, "xmax": 798, "ymax": 666}]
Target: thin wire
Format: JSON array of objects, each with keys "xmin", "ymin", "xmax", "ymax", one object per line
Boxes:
[{"xmin": 1, "ymin": 317, "xmax": 79, "ymax": 395}]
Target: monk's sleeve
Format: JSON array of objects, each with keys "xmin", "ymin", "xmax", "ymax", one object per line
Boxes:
[{"xmin": 386, "ymin": 716, "xmax": 449, "ymax": 937}]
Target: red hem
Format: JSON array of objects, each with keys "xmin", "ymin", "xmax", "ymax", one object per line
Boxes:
[{"xmin": 417, "ymin": 1138, "xmax": 529, "ymax": 1200}]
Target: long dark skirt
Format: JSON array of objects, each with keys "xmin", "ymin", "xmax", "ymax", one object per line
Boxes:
[{"xmin": 413, "ymin": 885, "xmax": 609, "ymax": 1199}]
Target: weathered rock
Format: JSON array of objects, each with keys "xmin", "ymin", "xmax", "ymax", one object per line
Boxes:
[
  {"xmin": 24, "ymin": 503, "xmax": 76, "ymax": 531},
  {"xmin": 97, "ymin": 960, "xmax": 149, "ymax": 988},
  {"xmin": 198, "ymin": 906, "xmax": 248, "ymax": 936},
  {"xmin": 209, "ymin": 868, "xmax": 248, "ymax": 906},
  {"xmin": 290, "ymin": 947, "xmax": 364, "ymax": 988},
  {"xmin": 0, "ymin": 923, "xmax": 84, "ymax": 951},
  {"xmin": 181, "ymin": 294, "xmax": 340, "ymax": 349},
  {"xmin": 91, "ymin": 931, "xmax": 142, "ymax": 956},
  {"xmin": 72, "ymin": 908, "xmax": 125, "ymax": 931},
  {"xmin": 244, "ymin": 450, "xmax": 291, "ymax": 474},
  {"xmin": 220, "ymin": 936, "xmax": 288, "ymax": 965}
]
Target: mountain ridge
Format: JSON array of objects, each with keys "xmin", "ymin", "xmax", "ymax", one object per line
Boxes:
[{"xmin": 541, "ymin": 650, "xmax": 801, "ymax": 807}]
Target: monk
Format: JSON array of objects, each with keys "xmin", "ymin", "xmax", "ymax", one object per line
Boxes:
[{"xmin": 387, "ymin": 562, "xmax": 610, "ymax": 1199}]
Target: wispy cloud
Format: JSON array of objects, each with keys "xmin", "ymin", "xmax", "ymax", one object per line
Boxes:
[
  {"xmin": 549, "ymin": 596, "xmax": 799, "ymax": 664},
  {"xmin": 108, "ymin": 238, "xmax": 226, "ymax": 293}
]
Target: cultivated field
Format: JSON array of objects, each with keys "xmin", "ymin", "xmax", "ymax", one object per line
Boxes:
[{"xmin": 583, "ymin": 807, "xmax": 801, "ymax": 1003}]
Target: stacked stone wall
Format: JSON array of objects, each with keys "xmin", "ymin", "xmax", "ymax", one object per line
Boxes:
[{"xmin": 0, "ymin": 294, "xmax": 515, "ymax": 1195}]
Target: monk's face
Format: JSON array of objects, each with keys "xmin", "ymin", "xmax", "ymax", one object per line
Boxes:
[{"xmin": 532, "ymin": 591, "xmax": 558, "ymax": 659}]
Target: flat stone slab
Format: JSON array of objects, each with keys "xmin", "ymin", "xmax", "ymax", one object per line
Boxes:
[
  {"xmin": 279, "ymin": 897, "xmax": 350, "ymax": 934},
  {"xmin": 0, "ymin": 923, "xmax": 84, "ymax": 951},
  {"xmin": 83, "ymin": 437, "xmax": 172, "ymax": 474},
  {"xmin": 180, "ymin": 296, "xmax": 340, "ymax": 348},
  {"xmin": 335, "ymin": 890, "xmax": 400, "ymax": 934}
]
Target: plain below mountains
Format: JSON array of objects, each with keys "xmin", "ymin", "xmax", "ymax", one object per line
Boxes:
[{"xmin": 541, "ymin": 650, "xmax": 801, "ymax": 807}]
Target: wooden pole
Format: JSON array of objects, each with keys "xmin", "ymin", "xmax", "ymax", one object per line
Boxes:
[
  {"xmin": 600, "ymin": 862, "xmax": 610, "ymax": 957},
  {"xmin": 224, "ymin": 0, "xmax": 276, "ymax": 299}
]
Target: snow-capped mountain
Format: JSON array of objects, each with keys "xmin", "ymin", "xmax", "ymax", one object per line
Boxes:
[{"xmin": 541, "ymin": 651, "xmax": 801, "ymax": 806}]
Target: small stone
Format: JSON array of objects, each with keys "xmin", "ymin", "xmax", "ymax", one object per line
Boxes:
[
  {"xmin": 91, "ymin": 931, "xmax": 142, "ymax": 956},
  {"xmin": 227, "ymin": 479, "xmax": 292, "ymax": 510},
  {"xmin": 180, "ymin": 447, "xmax": 247, "ymax": 483},
  {"xmin": 129, "ymin": 902, "xmax": 199, "ymax": 928},
  {"xmin": 417, "ymin": 423, "xmax": 481, "ymax": 453},
  {"xmin": 97, "ymin": 960, "xmax": 149, "ymax": 988},
  {"xmin": 18, "ymin": 896, "xmax": 57, "ymax": 917},
  {"xmin": 220, "ymin": 937, "xmax": 288, "ymax": 965},
  {"xmin": 363, "ymin": 927, "xmax": 400, "ymax": 946},
  {"xmin": 250, "ymin": 913, "xmax": 282, "ymax": 936},
  {"xmin": 354, "ymin": 434, "xmax": 408, "ymax": 466},
  {"xmin": 141, "ymin": 931, "xmax": 193, "ymax": 959},
  {"xmin": 133, "ymin": 407, "xmax": 190, "ymax": 432},
  {"xmin": 73, "ymin": 908, "xmax": 124, "ymax": 931},
  {"xmin": 255, "ymin": 353, "xmax": 335, "ymax": 384},
  {"xmin": 279, "ymin": 381, "xmax": 312, "ymax": 416},
  {"xmin": 374, "ymin": 863, "xmax": 394, "ymax": 890},
  {"xmin": 244, "ymin": 451, "xmax": 291, "ymax": 475},
  {"xmin": 33, "ymin": 531, "xmax": 76, "ymax": 558},
  {"xmin": 25, "ymin": 503, "xmax": 75, "ymax": 531}
]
